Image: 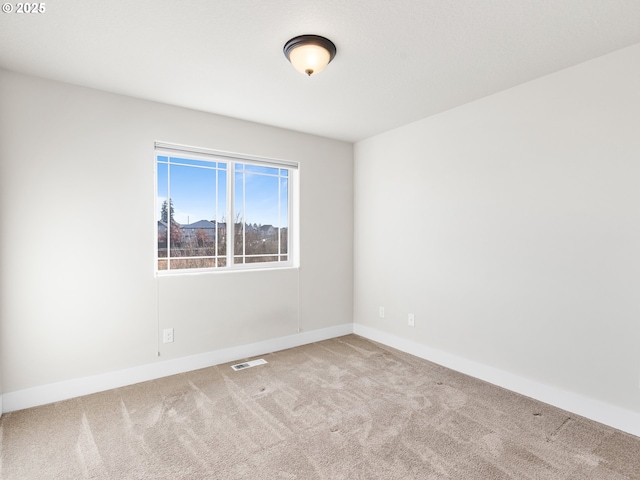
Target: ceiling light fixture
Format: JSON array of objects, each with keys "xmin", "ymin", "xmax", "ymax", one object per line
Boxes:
[{"xmin": 283, "ymin": 35, "xmax": 337, "ymax": 77}]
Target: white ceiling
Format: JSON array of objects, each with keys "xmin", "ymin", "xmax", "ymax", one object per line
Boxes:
[{"xmin": 1, "ymin": 0, "xmax": 639, "ymax": 142}]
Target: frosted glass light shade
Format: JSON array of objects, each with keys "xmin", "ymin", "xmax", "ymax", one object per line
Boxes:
[
  {"xmin": 289, "ymin": 44, "xmax": 332, "ymax": 76},
  {"xmin": 284, "ymin": 35, "xmax": 337, "ymax": 77}
]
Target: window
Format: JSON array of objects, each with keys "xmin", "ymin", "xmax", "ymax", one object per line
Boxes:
[{"xmin": 155, "ymin": 143, "xmax": 296, "ymax": 273}]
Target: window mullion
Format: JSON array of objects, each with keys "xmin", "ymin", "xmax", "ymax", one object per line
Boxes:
[
  {"xmin": 278, "ymin": 171, "xmax": 281, "ymax": 258},
  {"xmin": 289, "ymin": 169, "xmax": 294, "ymax": 264},
  {"xmin": 215, "ymin": 166, "xmax": 219, "ymax": 267},
  {"xmin": 167, "ymin": 160, "xmax": 171, "ymax": 270},
  {"xmin": 242, "ymin": 169, "xmax": 246, "ymax": 265},
  {"xmin": 227, "ymin": 162, "xmax": 234, "ymax": 267}
]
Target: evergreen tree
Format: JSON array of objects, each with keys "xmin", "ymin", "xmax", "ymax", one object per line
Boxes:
[{"xmin": 161, "ymin": 199, "xmax": 175, "ymax": 223}]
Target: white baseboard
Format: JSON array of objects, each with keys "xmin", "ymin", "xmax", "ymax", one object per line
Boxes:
[
  {"xmin": 2, "ymin": 323, "xmax": 354, "ymax": 414},
  {"xmin": 6, "ymin": 322, "xmax": 639, "ymax": 438},
  {"xmin": 354, "ymin": 323, "xmax": 640, "ymax": 438}
]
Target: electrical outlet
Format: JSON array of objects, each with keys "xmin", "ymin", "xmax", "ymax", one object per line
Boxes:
[
  {"xmin": 408, "ymin": 314, "xmax": 415, "ymax": 327},
  {"xmin": 379, "ymin": 306, "xmax": 385, "ymax": 318},
  {"xmin": 163, "ymin": 328, "xmax": 174, "ymax": 343}
]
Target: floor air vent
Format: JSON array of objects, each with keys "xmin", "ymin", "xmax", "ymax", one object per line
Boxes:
[{"xmin": 231, "ymin": 359, "xmax": 267, "ymax": 371}]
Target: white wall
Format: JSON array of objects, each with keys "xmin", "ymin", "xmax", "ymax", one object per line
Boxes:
[
  {"xmin": 354, "ymin": 44, "xmax": 640, "ymax": 414},
  {"xmin": 0, "ymin": 70, "xmax": 353, "ymax": 396}
]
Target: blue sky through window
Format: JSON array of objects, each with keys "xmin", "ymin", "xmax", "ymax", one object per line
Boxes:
[{"xmin": 157, "ymin": 156, "xmax": 288, "ymax": 228}]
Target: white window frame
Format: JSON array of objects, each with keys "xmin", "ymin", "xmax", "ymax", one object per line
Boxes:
[{"xmin": 154, "ymin": 142, "xmax": 298, "ymax": 275}]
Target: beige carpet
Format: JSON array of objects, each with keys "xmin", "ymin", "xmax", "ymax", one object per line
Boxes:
[{"xmin": 1, "ymin": 334, "xmax": 639, "ymax": 479}]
